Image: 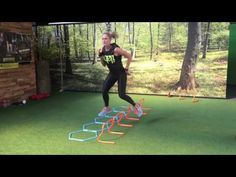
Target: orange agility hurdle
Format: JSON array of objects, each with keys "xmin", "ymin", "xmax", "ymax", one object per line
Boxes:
[
  {"xmin": 97, "ymin": 112, "xmax": 132, "ymax": 144},
  {"xmin": 125, "ymin": 106, "xmax": 140, "ymax": 121}
]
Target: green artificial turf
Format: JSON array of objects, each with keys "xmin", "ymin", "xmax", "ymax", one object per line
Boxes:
[{"xmin": 1, "ymin": 91, "xmax": 236, "ymax": 154}]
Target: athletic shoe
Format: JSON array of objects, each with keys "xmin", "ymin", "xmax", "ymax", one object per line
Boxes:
[
  {"xmin": 98, "ymin": 107, "xmax": 112, "ymax": 117},
  {"xmin": 134, "ymin": 103, "xmax": 143, "ymax": 117}
]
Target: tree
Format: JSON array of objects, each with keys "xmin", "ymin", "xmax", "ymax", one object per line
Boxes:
[
  {"xmin": 92, "ymin": 23, "xmax": 97, "ymax": 64},
  {"xmin": 59, "ymin": 25, "xmax": 64, "ymax": 44},
  {"xmin": 114, "ymin": 22, "xmax": 117, "ymax": 43},
  {"xmin": 202, "ymin": 22, "xmax": 211, "ymax": 59},
  {"xmin": 105, "ymin": 22, "xmax": 112, "ymax": 32},
  {"xmin": 78, "ymin": 24, "xmax": 84, "ymax": 60},
  {"xmin": 131, "ymin": 22, "xmax": 136, "ymax": 59},
  {"xmin": 135, "ymin": 27, "xmax": 141, "ymax": 48},
  {"xmin": 132, "ymin": 22, "xmax": 135, "ymax": 45},
  {"xmin": 128, "ymin": 22, "xmax": 131, "ymax": 44},
  {"xmin": 149, "ymin": 22, "xmax": 153, "ymax": 60},
  {"xmin": 122, "ymin": 23, "xmax": 127, "ymax": 46},
  {"xmin": 207, "ymin": 22, "xmax": 229, "ymax": 50},
  {"xmin": 176, "ymin": 22, "xmax": 201, "ymax": 91},
  {"xmin": 97, "ymin": 23, "xmax": 103, "ymax": 34},
  {"xmin": 47, "ymin": 31, "xmax": 52, "ymax": 48},
  {"xmin": 87, "ymin": 23, "xmax": 91, "ymax": 61},
  {"xmin": 63, "ymin": 24, "xmax": 73, "ymax": 74},
  {"xmin": 73, "ymin": 24, "xmax": 79, "ymax": 59},
  {"xmin": 168, "ymin": 22, "xmax": 173, "ymax": 51},
  {"xmin": 127, "ymin": 22, "xmax": 135, "ymax": 58},
  {"xmin": 157, "ymin": 22, "xmax": 160, "ymax": 51}
]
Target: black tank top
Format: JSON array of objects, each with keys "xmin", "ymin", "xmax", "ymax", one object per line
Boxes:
[{"xmin": 101, "ymin": 43, "xmax": 124, "ymax": 73}]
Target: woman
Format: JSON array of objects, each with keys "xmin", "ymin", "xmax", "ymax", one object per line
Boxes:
[{"xmin": 98, "ymin": 31, "xmax": 142, "ymax": 117}]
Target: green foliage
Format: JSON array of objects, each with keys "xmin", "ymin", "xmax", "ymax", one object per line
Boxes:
[
  {"xmin": 38, "ymin": 43, "xmax": 59, "ymax": 60},
  {"xmin": 37, "ymin": 22, "xmax": 229, "ymax": 61},
  {"xmin": 208, "ymin": 22, "xmax": 230, "ymax": 49},
  {"xmin": 37, "ymin": 26, "xmax": 59, "ymax": 60},
  {"xmin": 214, "ymin": 31, "xmax": 229, "ymax": 50}
]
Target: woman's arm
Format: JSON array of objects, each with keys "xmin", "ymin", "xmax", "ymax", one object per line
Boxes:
[
  {"xmin": 114, "ymin": 47, "xmax": 132, "ymax": 70},
  {"xmin": 98, "ymin": 48, "xmax": 106, "ymax": 67}
]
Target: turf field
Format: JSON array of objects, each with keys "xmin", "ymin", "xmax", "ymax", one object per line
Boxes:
[{"xmin": 1, "ymin": 91, "xmax": 236, "ymax": 154}]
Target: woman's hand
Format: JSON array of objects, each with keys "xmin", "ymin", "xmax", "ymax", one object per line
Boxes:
[
  {"xmin": 101, "ymin": 57, "xmax": 107, "ymax": 67},
  {"xmin": 125, "ymin": 68, "xmax": 131, "ymax": 75},
  {"xmin": 98, "ymin": 48, "xmax": 103, "ymax": 57}
]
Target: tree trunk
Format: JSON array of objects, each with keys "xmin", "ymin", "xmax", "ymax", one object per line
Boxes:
[
  {"xmin": 122, "ymin": 23, "xmax": 127, "ymax": 46},
  {"xmin": 78, "ymin": 24, "xmax": 84, "ymax": 60},
  {"xmin": 63, "ymin": 24, "xmax": 73, "ymax": 74},
  {"xmin": 202, "ymin": 22, "xmax": 211, "ymax": 59},
  {"xmin": 73, "ymin": 24, "xmax": 79, "ymax": 59},
  {"xmin": 157, "ymin": 22, "xmax": 160, "ymax": 50},
  {"xmin": 47, "ymin": 32, "xmax": 51, "ymax": 48},
  {"xmin": 168, "ymin": 22, "xmax": 173, "ymax": 51},
  {"xmin": 149, "ymin": 22, "xmax": 153, "ymax": 60},
  {"xmin": 97, "ymin": 23, "xmax": 103, "ymax": 34},
  {"xmin": 132, "ymin": 22, "xmax": 135, "ymax": 44},
  {"xmin": 176, "ymin": 22, "xmax": 201, "ymax": 91},
  {"xmin": 87, "ymin": 23, "xmax": 91, "ymax": 61},
  {"xmin": 105, "ymin": 22, "xmax": 112, "ymax": 32},
  {"xmin": 131, "ymin": 22, "xmax": 135, "ymax": 59},
  {"xmin": 59, "ymin": 25, "xmax": 64, "ymax": 44},
  {"xmin": 128, "ymin": 22, "xmax": 131, "ymax": 44},
  {"xmin": 114, "ymin": 22, "xmax": 117, "ymax": 43},
  {"xmin": 54, "ymin": 25, "xmax": 57, "ymax": 41},
  {"xmin": 92, "ymin": 23, "xmax": 97, "ymax": 64},
  {"xmin": 135, "ymin": 27, "xmax": 140, "ymax": 48},
  {"xmin": 42, "ymin": 27, "xmax": 45, "ymax": 48},
  {"xmin": 208, "ymin": 36, "xmax": 211, "ymax": 50}
]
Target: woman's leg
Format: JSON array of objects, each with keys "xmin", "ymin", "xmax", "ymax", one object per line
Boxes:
[
  {"xmin": 117, "ymin": 71, "xmax": 136, "ymax": 107},
  {"xmin": 102, "ymin": 72, "xmax": 117, "ymax": 107},
  {"xmin": 118, "ymin": 71, "xmax": 143, "ymax": 117}
]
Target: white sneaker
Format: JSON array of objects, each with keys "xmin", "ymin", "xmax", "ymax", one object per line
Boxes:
[
  {"xmin": 98, "ymin": 107, "xmax": 112, "ymax": 117},
  {"xmin": 134, "ymin": 103, "xmax": 143, "ymax": 117}
]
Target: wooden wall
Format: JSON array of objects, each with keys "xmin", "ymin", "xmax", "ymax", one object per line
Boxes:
[
  {"xmin": 0, "ymin": 22, "xmax": 36, "ymax": 107},
  {"xmin": 0, "ymin": 22, "xmax": 32, "ymax": 33}
]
